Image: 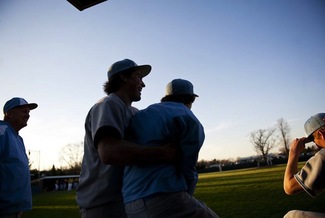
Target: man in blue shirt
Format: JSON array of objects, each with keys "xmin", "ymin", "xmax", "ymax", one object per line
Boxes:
[
  {"xmin": 76, "ymin": 59, "xmax": 176, "ymax": 218},
  {"xmin": 123, "ymin": 79, "xmax": 219, "ymax": 218},
  {"xmin": 0, "ymin": 97, "xmax": 38, "ymax": 218}
]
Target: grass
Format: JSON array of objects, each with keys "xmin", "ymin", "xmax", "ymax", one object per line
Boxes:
[
  {"xmin": 24, "ymin": 164, "xmax": 325, "ymax": 218},
  {"xmin": 196, "ymin": 164, "xmax": 325, "ymax": 218},
  {"xmin": 24, "ymin": 191, "xmax": 79, "ymax": 218}
]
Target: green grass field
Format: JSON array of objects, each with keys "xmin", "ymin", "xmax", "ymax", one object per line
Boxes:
[{"xmin": 23, "ymin": 164, "xmax": 325, "ymax": 218}]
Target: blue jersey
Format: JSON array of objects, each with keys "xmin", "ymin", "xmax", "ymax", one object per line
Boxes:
[
  {"xmin": 123, "ymin": 102, "xmax": 205, "ymax": 203},
  {"xmin": 0, "ymin": 121, "xmax": 32, "ymax": 215}
]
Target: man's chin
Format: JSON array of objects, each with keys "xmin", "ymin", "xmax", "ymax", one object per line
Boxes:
[{"xmin": 133, "ymin": 97, "xmax": 141, "ymax": 102}]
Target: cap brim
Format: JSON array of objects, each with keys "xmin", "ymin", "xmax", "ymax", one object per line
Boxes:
[
  {"xmin": 135, "ymin": 65, "xmax": 151, "ymax": 78},
  {"xmin": 27, "ymin": 103, "xmax": 38, "ymax": 110},
  {"xmin": 305, "ymin": 136, "xmax": 314, "ymax": 143}
]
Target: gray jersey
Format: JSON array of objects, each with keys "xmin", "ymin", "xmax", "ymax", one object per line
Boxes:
[
  {"xmin": 76, "ymin": 94, "xmax": 137, "ymax": 209},
  {"xmin": 294, "ymin": 148, "xmax": 325, "ymax": 197}
]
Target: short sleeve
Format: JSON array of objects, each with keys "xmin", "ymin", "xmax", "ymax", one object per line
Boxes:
[
  {"xmin": 294, "ymin": 149, "xmax": 325, "ymax": 197},
  {"xmin": 89, "ymin": 95, "xmax": 134, "ymax": 147}
]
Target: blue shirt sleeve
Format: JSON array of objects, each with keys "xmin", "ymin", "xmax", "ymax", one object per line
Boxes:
[{"xmin": 175, "ymin": 113, "xmax": 205, "ymax": 195}]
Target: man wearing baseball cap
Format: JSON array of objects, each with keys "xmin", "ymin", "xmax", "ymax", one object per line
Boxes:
[
  {"xmin": 0, "ymin": 97, "xmax": 38, "ymax": 218},
  {"xmin": 76, "ymin": 59, "xmax": 176, "ymax": 218},
  {"xmin": 283, "ymin": 113, "xmax": 325, "ymax": 217},
  {"xmin": 123, "ymin": 79, "xmax": 219, "ymax": 217}
]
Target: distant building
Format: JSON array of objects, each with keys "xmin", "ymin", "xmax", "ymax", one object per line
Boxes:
[
  {"xmin": 235, "ymin": 156, "xmax": 255, "ymax": 165},
  {"xmin": 31, "ymin": 175, "xmax": 79, "ymax": 193}
]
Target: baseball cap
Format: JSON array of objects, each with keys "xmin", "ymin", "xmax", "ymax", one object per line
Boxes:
[
  {"xmin": 107, "ymin": 59, "xmax": 151, "ymax": 79},
  {"xmin": 3, "ymin": 97, "xmax": 38, "ymax": 113},
  {"xmin": 165, "ymin": 79, "xmax": 198, "ymax": 97},
  {"xmin": 304, "ymin": 113, "xmax": 325, "ymax": 139}
]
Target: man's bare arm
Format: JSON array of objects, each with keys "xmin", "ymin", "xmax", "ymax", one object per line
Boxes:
[
  {"xmin": 97, "ymin": 136, "xmax": 177, "ymax": 165},
  {"xmin": 283, "ymin": 137, "xmax": 307, "ymax": 195}
]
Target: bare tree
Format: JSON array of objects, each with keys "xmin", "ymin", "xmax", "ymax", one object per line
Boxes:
[
  {"xmin": 250, "ymin": 128, "xmax": 277, "ymax": 163},
  {"xmin": 59, "ymin": 142, "xmax": 84, "ymax": 174},
  {"xmin": 277, "ymin": 118, "xmax": 291, "ymax": 157}
]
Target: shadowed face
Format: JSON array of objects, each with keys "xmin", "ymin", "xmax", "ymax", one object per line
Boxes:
[
  {"xmin": 125, "ymin": 70, "xmax": 146, "ymax": 102},
  {"xmin": 6, "ymin": 105, "xmax": 31, "ymax": 132}
]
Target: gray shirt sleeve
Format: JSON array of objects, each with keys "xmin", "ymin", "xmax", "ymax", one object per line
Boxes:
[{"xmin": 294, "ymin": 148, "xmax": 325, "ymax": 197}]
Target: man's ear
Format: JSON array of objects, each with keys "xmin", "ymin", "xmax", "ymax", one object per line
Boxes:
[
  {"xmin": 120, "ymin": 73, "xmax": 128, "ymax": 83},
  {"xmin": 319, "ymin": 129, "xmax": 325, "ymax": 139},
  {"xmin": 4, "ymin": 111, "xmax": 12, "ymax": 119}
]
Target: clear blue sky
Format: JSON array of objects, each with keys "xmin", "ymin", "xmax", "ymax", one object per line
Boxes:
[{"xmin": 1, "ymin": 0, "xmax": 324, "ymax": 170}]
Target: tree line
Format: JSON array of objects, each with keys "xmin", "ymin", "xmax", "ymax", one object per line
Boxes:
[
  {"xmin": 197, "ymin": 117, "xmax": 319, "ymax": 171},
  {"xmin": 29, "ymin": 118, "xmax": 319, "ymax": 176}
]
